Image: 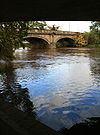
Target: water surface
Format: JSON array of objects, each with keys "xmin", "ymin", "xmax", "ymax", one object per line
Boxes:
[{"xmin": 0, "ymin": 47, "xmax": 100, "ymax": 131}]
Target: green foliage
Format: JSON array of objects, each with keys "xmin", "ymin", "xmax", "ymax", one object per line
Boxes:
[
  {"xmin": 83, "ymin": 21, "xmax": 100, "ymax": 45},
  {"xmin": 29, "ymin": 21, "xmax": 47, "ymax": 30},
  {"xmin": 0, "ymin": 21, "xmax": 29, "ymax": 60},
  {"xmin": 89, "ymin": 21, "xmax": 100, "ymax": 44},
  {"xmin": 83, "ymin": 32, "xmax": 95, "ymax": 44},
  {"xmin": 90, "ymin": 21, "xmax": 100, "ymax": 33}
]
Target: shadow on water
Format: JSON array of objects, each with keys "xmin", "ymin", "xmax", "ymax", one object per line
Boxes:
[
  {"xmin": 0, "ymin": 62, "xmax": 36, "ymax": 117},
  {"xmin": 59, "ymin": 117, "xmax": 100, "ymax": 135}
]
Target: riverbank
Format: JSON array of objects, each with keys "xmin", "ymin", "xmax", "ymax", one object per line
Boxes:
[
  {"xmin": 74, "ymin": 43, "xmax": 100, "ymax": 48},
  {"xmin": 86, "ymin": 43, "xmax": 100, "ymax": 47}
]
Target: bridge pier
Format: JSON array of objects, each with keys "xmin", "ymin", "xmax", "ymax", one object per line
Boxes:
[{"xmin": 49, "ymin": 42, "xmax": 56, "ymax": 49}]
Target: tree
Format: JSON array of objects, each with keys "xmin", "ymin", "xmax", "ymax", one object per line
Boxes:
[
  {"xmin": 89, "ymin": 21, "xmax": 100, "ymax": 44},
  {"xmin": 0, "ymin": 21, "xmax": 29, "ymax": 60},
  {"xmin": 90, "ymin": 21, "xmax": 100, "ymax": 33},
  {"xmin": 83, "ymin": 21, "xmax": 100, "ymax": 45},
  {"xmin": 47, "ymin": 24, "xmax": 60, "ymax": 31},
  {"xmin": 83, "ymin": 32, "xmax": 96, "ymax": 44},
  {"xmin": 74, "ymin": 33, "xmax": 88, "ymax": 46},
  {"xmin": 29, "ymin": 21, "xmax": 47, "ymax": 30}
]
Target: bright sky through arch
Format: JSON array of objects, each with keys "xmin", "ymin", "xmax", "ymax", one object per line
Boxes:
[{"xmin": 46, "ymin": 21, "xmax": 91, "ymax": 33}]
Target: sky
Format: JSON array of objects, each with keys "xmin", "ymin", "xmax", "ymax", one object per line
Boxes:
[{"xmin": 46, "ymin": 21, "xmax": 92, "ymax": 33}]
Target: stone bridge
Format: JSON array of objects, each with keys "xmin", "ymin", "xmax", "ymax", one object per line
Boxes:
[{"xmin": 24, "ymin": 29, "xmax": 77, "ymax": 48}]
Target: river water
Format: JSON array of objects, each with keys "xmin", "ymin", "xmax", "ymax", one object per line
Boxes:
[{"xmin": 0, "ymin": 47, "xmax": 100, "ymax": 131}]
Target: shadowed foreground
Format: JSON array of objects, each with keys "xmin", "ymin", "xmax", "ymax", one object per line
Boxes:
[
  {"xmin": 0, "ymin": 98, "xmax": 61, "ymax": 135},
  {"xmin": 0, "ymin": 98, "xmax": 100, "ymax": 135},
  {"xmin": 60, "ymin": 117, "xmax": 100, "ymax": 135}
]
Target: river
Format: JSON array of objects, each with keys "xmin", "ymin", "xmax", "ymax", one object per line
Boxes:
[{"xmin": 0, "ymin": 47, "xmax": 100, "ymax": 131}]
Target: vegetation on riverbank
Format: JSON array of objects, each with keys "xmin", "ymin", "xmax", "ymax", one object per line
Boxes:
[
  {"xmin": 86, "ymin": 43, "xmax": 100, "ymax": 47},
  {"xmin": 74, "ymin": 21, "xmax": 100, "ymax": 47},
  {"xmin": 74, "ymin": 33, "xmax": 88, "ymax": 46}
]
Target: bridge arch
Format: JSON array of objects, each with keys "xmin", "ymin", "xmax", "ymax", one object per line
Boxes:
[
  {"xmin": 24, "ymin": 36, "xmax": 50, "ymax": 44},
  {"xmin": 24, "ymin": 36, "xmax": 50, "ymax": 48},
  {"xmin": 55, "ymin": 37, "xmax": 75, "ymax": 48}
]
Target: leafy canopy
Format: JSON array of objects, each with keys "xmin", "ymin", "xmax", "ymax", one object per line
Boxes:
[{"xmin": 0, "ymin": 21, "xmax": 29, "ymax": 60}]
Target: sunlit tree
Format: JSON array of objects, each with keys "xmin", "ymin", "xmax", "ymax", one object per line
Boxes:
[
  {"xmin": 74, "ymin": 33, "xmax": 88, "ymax": 46},
  {"xmin": 29, "ymin": 21, "xmax": 47, "ymax": 30},
  {"xmin": 0, "ymin": 21, "xmax": 29, "ymax": 60}
]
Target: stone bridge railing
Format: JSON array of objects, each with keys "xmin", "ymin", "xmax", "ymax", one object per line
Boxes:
[{"xmin": 28, "ymin": 29, "xmax": 77, "ymax": 35}]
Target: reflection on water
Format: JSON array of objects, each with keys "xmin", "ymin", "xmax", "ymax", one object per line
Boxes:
[
  {"xmin": 0, "ymin": 62, "xmax": 36, "ymax": 117},
  {"xmin": 0, "ymin": 47, "xmax": 100, "ymax": 131}
]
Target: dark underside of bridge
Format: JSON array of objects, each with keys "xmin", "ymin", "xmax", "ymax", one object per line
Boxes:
[
  {"xmin": 24, "ymin": 37, "xmax": 75, "ymax": 48},
  {"xmin": 56, "ymin": 38, "xmax": 75, "ymax": 48},
  {"xmin": 24, "ymin": 37, "xmax": 49, "ymax": 49},
  {"xmin": 0, "ymin": 0, "xmax": 99, "ymax": 21}
]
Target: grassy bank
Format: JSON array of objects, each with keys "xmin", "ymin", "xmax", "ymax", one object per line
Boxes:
[
  {"xmin": 74, "ymin": 43, "xmax": 100, "ymax": 48},
  {"xmin": 86, "ymin": 43, "xmax": 100, "ymax": 47}
]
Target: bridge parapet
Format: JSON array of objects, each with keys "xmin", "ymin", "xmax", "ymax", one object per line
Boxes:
[{"xmin": 28, "ymin": 29, "xmax": 76, "ymax": 35}]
